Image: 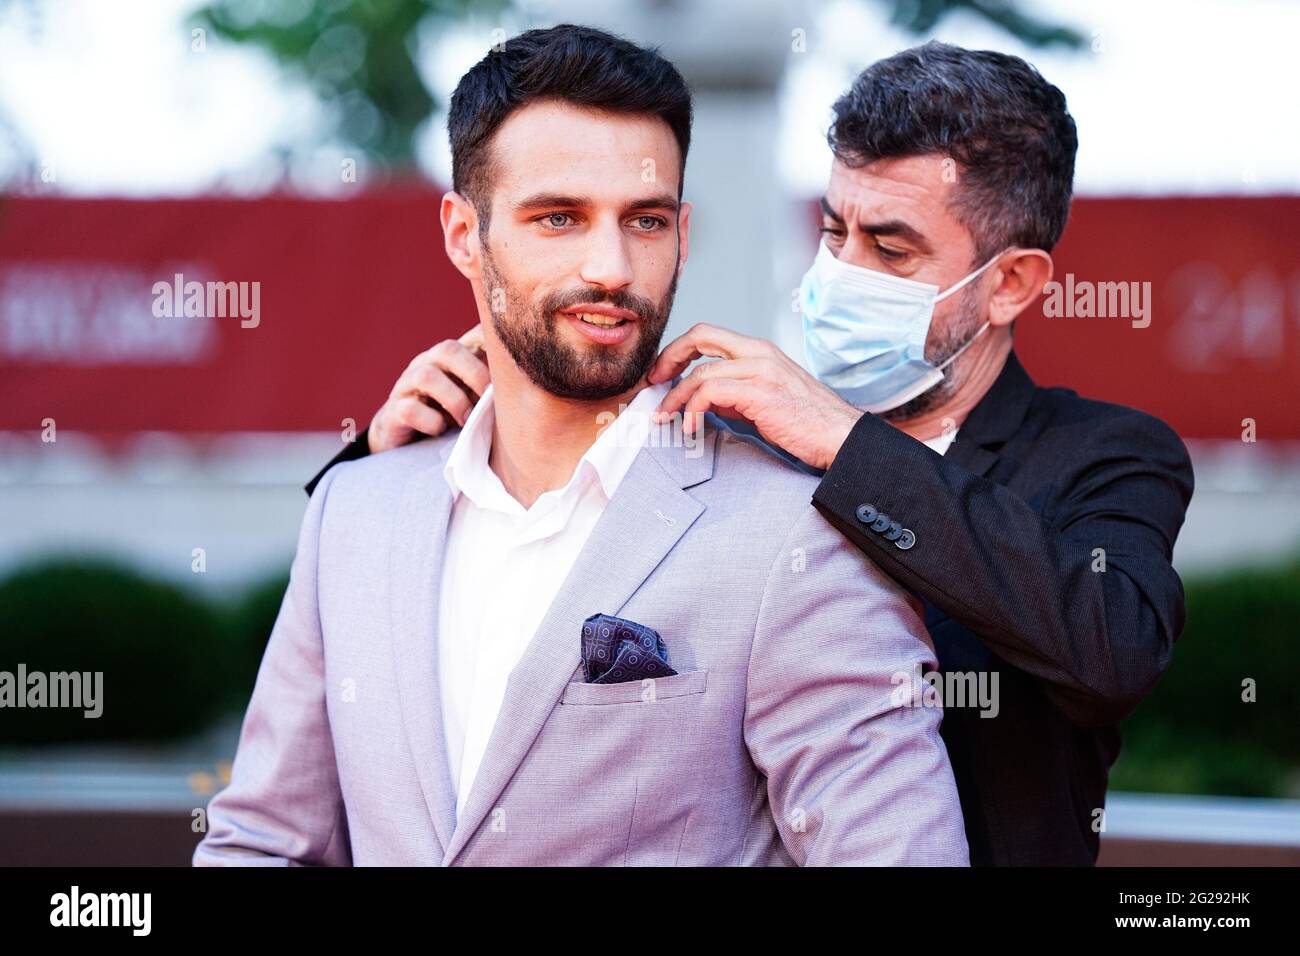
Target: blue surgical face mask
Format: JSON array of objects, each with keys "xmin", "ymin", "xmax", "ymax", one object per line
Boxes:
[{"xmin": 799, "ymin": 240, "xmax": 1003, "ymax": 413}]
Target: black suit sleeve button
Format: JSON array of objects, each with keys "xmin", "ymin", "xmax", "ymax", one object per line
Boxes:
[
  {"xmin": 870, "ymin": 514, "xmax": 891, "ymax": 533},
  {"xmin": 895, "ymin": 528, "xmax": 916, "ymax": 550},
  {"xmin": 883, "ymin": 520, "xmax": 904, "ymax": 542},
  {"xmin": 854, "ymin": 503, "xmax": 878, "ymax": 525}
]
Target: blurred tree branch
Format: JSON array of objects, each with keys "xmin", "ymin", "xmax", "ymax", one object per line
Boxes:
[
  {"xmin": 189, "ymin": 0, "xmax": 1081, "ymax": 178},
  {"xmin": 191, "ymin": 0, "xmax": 508, "ymax": 171},
  {"xmin": 0, "ymin": 0, "xmax": 49, "ymax": 188},
  {"xmin": 882, "ymin": 0, "xmax": 1086, "ymax": 49}
]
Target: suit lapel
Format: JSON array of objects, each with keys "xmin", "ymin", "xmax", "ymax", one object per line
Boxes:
[
  {"xmin": 948, "ymin": 349, "xmax": 1037, "ymax": 477},
  {"xmin": 441, "ymin": 427, "xmax": 716, "ymax": 864},
  {"xmin": 949, "ymin": 441, "xmax": 1000, "ymax": 478},
  {"xmin": 388, "ymin": 443, "xmax": 459, "ymax": 857}
]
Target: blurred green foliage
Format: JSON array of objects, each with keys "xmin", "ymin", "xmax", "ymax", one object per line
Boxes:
[
  {"xmin": 0, "ymin": 559, "xmax": 228, "ymax": 743},
  {"xmin": 213, "ymin": 570, "xmax": 293, "ymax": 714},
  {"xmin": 0, "ymin": 558, "xmax": 286, "ymax": 745},
  {"xmin": 1111, "ymin": 555, "xmax": 1300, "ymax": 797},
  {"xmin": 192, "ymin": 0, "xmax": 507, "ymax": 170},
  {"xmin": 187, "ymin": 0, "xmax": 1081, "ymax": 176},
  {"xmin": 886, "ymin": 0, "xmax": 1085, "ymax": 49}
]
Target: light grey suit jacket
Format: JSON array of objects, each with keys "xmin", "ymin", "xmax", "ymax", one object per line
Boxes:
[{"xmin": 194, "ymin": 415, "xmax": 968, "ymax": 866}]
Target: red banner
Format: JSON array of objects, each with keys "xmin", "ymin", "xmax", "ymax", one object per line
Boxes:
[
  {"xmin": 1015, "ymin": 196, "xmax": 1300, "ymax": 440},
  {"xmin": 0, "ymin": 188, "xmax": 474, "ymax": 435},
  {"xmin": 1, "ymin": 191, "xmax": 1296, "ymax": 440}
]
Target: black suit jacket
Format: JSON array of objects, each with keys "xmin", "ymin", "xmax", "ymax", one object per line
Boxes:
[
  {"xmin": 812, "ymin": 350, "xmax": 1193, "ymax": 865},
  {"xmin": 305, "ymin": 350, "xmax": 1194, "ymax": 865}
]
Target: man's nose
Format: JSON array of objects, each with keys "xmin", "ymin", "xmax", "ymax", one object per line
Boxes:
[
  {"xmin": 836, "ymin": 232, "xmax": 874, "ymax": 269},
  {"xmin": 578, "ymin": 221, "xmax": 634, "ymax": 292}
]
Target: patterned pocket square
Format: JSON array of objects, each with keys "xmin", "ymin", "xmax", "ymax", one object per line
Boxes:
[{"xmin": 581, "ymin": 613, "xmax": 677, "ymax": 685}]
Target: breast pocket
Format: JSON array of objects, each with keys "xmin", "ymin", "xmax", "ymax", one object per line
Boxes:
[{"xmin": 559, "ymin": 669, "xmax": 709, "ymax": 706}]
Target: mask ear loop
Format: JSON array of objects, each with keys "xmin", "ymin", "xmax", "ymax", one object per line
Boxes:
[
  {"xmin": 936, "ymin": 320, "xmax": 991, "ymax": 372},
  {"xmin": 934, "ymin": 250, "xmax": 1008, "ymax": 303},
  {"xmin": 933, "ymin": 250, "xmax": 1009, "ymax": 372}
]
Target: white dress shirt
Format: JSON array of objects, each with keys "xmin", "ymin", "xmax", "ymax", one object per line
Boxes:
[
  {"xmin": 922, "ymin": 427, "xmax": 959, "ymax": 455},
  {"xmin": 437, "ymin": 380, "xmax": 669, "ymax": 817}
]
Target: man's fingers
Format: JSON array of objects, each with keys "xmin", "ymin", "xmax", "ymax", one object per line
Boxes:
[
  {"xmin": 403, "ymin": 341, "xmax": 447, "ymax": 376},
  {"xmin": 458, "ymin": 323, "xmax": 486, "ymax": 353},
  {"xmin": 402, "ymin": 324, "xmax": 485, "ymax": 375},
  {"xmin": 431, "ymin": 339, "xmax": 491, "ymax": 397},
  {"xmin": 680, "ymin": 379, "xmax": 760, "ymax": 433},
  {"xmin": 648, "ymin": 323, "xmax": 764, "ymax": 384},
  {"xmin": 411, "ymin": 365, "xmax": 475, "ymax": 426},
  {"xmin": 647, "ymin": 342, "xmax": 706, "ymax": 387},
  {"xmin": 393, "ymin": 394, "xmax": 452, "ymax": 437},
  {"xmin": 647, "ymin": 323, "xmax": 740, "ymax": 383},
  {"xmin": 393, "ymin": 337, "xmax": 489, "ymax": 406},
  {"xmin": 655, "ymin": 358, "xmax": 767, "ymax": 417}
]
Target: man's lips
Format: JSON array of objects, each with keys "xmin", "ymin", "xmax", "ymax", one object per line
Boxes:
[
  {"xmin": 558, "ymin": 303, "xmax": 640, "ymax": 326},
  {"xmin": 559, "ymin": 303, "xmax": 640, "ymax": 345}
]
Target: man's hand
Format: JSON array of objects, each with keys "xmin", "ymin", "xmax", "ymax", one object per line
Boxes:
[
  {"xmin": 367, "ymin": 325, "xmax": 490, "ymax": 453},
  {"xmin": 648, "ymin": 323, "xmax": 863, "ymax": 471}
]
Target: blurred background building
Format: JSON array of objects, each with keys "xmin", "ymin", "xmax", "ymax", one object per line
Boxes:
[{"xmin": 1, "ymin": 0, "xmax": 1298, "ymax": 864}]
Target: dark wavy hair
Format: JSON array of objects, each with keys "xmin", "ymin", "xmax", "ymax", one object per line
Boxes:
[
  {"xmin": 448, "ymin": 23, "xmax": 693, "ymax": 219},
  {"xmin": 829, "ymin": 41, "xmax": 1078, "ymax": 261}
]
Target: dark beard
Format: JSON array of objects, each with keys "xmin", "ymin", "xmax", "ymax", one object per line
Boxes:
[
  {"xmin": 879, "ymin": 283, "xmax": 984, "ymax": 423},
  {"xmin": 481, "ymin": 242, "xmax": 676, "ymax": 401}
]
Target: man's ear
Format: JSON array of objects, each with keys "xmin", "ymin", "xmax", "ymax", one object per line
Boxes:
[
  {"xmin": 441, "ymin": 191, "xmax": 481, "ymax": 281},
  {"xmin": 987, "ymin": 249, "xmax": 1052, "ymax": 328},
  {"xmin": 675, "ymin": 200, "xmax": 692, "ymax": 277}
]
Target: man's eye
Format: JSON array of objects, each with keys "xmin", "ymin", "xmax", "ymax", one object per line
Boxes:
[
  {"xmin": 629, "ymin": 215, "xmax": 666, "ymax": 231},
  {"xmin": 877, "ymin": 244, "xmax": 906, "ymax": 260},
  {"xmin": 818, "ymin": 226, "xmax": 845, "ymax": 240},
  {"xmin": 540, "ymin": 213, "xmax": 574, "ymax": 229}
]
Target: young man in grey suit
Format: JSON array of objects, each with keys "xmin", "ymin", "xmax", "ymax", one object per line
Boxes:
[{"xmin": 194, "ymin": 24, "xmax": 967, "ymax": 867}]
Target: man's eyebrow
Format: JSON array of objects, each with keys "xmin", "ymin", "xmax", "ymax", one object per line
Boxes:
[
  {"xmin": 512, "ymin": 193, "xmax": 680, "ymax": 213},
  {"xmin": 860, "ymin": 218, "xmax": 932, "ymax": 253},
  {"xmin": 514, "ymin": 193, "xmax": 588, "ymax": 211},
  {"xmin": 819, "ymin": 195, "xmax": 844, "ymax": 223},
  {"xmin": 821, "ymin": 196, "xmax": 931, "ymax": 252},
  {"xmin": 626, "ymin": 194, "xmax": 680, "ymax": 212}
]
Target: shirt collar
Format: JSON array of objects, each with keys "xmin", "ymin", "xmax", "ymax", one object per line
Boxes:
[
  {"xmin": 583, "ymin": 380, "xmax": 669, "ymax": 499},
  {"xmin": 443, "ymin": 380, "xmax": 670, "ymax": 514}
]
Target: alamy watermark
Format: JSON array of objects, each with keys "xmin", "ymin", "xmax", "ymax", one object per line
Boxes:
[
  {"xmin": 891, "ymin": 663, "xmax": 1000, "ymax": 718},
  {"xmin": 152, "ymin": 272, "xmax": 260, "ymax": 328},
  {"xmin": 0, "ymin": 664, "xmax": 102, "ymax": 718},
  {"xmin": 1042, "ymin": 273, "xmax": 1151, "ymax": 328},
  {"xmin": 596, "ymin": 405, "xmax": 704, "ymax": 458},
  {"xmin": 50, "ymin": 886, "xmax": 150, "ymax": 935}
]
